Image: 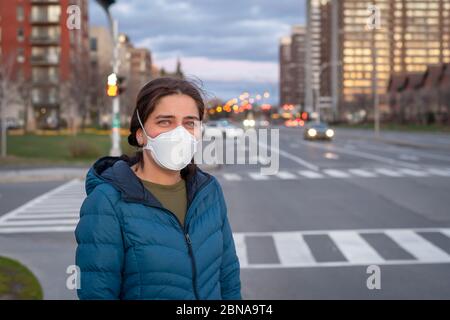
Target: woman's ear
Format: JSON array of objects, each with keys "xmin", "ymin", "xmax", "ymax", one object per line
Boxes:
[{"xmin": 136, "ymin": 128, "xmax": 144, "ymax": 146}]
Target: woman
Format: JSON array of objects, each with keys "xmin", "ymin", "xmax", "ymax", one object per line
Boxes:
[{"xmin": 75, "ymin": 77, "xmax": 242, "ymax": 300}]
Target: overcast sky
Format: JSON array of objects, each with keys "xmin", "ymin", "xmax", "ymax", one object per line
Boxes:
[{"xmin": 89, "ymin": 0, "xmax": 306, "ymax": 104}]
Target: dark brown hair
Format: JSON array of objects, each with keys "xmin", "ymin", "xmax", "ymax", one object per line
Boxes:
[{"xmin": 125, "ymin": 77, "xmax": 206, "ymax": 179}]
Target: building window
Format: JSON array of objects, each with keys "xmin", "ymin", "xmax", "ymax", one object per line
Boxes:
[
  {"xmin": 17, "ymin": 48, "xmax": 25, "ymax": 63},
  {"xmin": 17, "ymin": 6, "xmax": 24, "ymax": 22},
  {"xmin": 90, "ymin": 38, "xmax": 97, "ymax": 51},
  {"xmin": 17, "ymin": 27, "xmax": 25, "ymax": 42}
]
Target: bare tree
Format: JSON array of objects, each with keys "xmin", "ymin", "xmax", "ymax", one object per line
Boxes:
[
  {"xmin": 58, "ymin": 53, "xmax": 91, "ymax": 134},
  {"xmin": 0, "ymin": 53, "xmax": 21, "ymax": 157}
]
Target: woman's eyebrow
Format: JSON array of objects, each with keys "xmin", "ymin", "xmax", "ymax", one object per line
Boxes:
[
  {"xmin": 184, "ymin": 115, "xmax": 200, "ymax": 121},
  {"xmin": 155, "ymin": 115, "xmax": 176, "ymax": 119}
]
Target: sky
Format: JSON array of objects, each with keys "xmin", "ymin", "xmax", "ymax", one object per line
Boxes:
[{"xmin": 89, "ymin": 0, "xmax": 307, "ymax": 104}]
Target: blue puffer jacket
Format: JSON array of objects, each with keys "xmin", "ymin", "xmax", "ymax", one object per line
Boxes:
[{"xmin": 75, "ymin": 156, "xmax": 241, "ymax": 300}]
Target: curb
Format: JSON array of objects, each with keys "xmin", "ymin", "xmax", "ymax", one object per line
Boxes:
[
  {"xmin": 337, "ymin": 132, "xmax": 450, "ymax": 151},
  {"xmin": 0, "ymin": 168, "xmax": 88, "ymax": 184},
  {"xmin": 0, "ymin": 165, "xmax": 222, "ymax": 183}
]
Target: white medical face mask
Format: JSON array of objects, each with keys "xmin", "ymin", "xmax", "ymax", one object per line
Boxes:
[{"xmin": 136, "ymin": 110, "xmax": 199, "ymax": 171}]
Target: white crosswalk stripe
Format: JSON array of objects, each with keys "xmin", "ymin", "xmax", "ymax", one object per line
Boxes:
[
  {"xmin": 217, "ymin": 167, "xmax": 450, "ymax": 182},
  {"xmin": 275, "ymin": 171, "xmax": 298, "ymax": 180},
  {"xmin": 398, "ymin": 168, "xmax": 429, "ymax": 177},
  {"xmin": 374, "ymin": 168, "xmax": 404, "ymax": 177},
  {"xmin": 297, "ymin": 170, "xmax": 324, "ymax": 179},
  {"xmin": 328, "ymin": 231, "xmax": 384, "ymax": 264},
  {"xmin": 248, "ymin": 173, "xmax": 270, "ymax": 180},
  {"xmin": 427, "ymin": 168, "xmax": 450, "ymax": 177},
  {"xmin": 0, "ymin": 179, "xmax": 84, "ymax": 234},
  {"xmin": 323, "ymin": 169, "xmax": 351, "ymax": 178},
  {"xmin": 273, "ymin": 232, "xmax": 315, "ymax": 266},
  {"xmin": 235, "ymin": 228, "xmax": 450, "ymax": 269},
  {"xmin": 348, "ymin": 169, "xmax": 378, "ymax": 178},
  {"xmin": 222, "ymin": 173, "xmax": 242, "ymax": 181},
  {"xmin": 385, "ymin": 230, "xmax": 450, "ymax": 262}
]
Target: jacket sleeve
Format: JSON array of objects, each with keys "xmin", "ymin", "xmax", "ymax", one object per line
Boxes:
[
  {"xmin": 218, "ymin": 183, "xmax": 242, "ymax": 300},
  {"xmin": 75, "ymin": 188, "xmax": 125, "ymax": 300}
]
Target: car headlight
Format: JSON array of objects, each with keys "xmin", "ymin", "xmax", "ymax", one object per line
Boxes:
[
  {"xmin": 326, "ymin": 129, "xmax": 334, "ymax": 137},
  {"xmin": 307, "ymin": 128, "xmax": 317, "ymax": 137},
  {"xmin": 243, "ymin": 120, "xmax": 249, "ymax": 126},
  {"xmin": 249, "ymin": 120, "xmax": 255, "ymax": 127}
]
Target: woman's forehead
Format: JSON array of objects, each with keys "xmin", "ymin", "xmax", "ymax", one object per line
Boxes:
[{"xmin": 150, "ymin": 95, "xmax": 199, "ymax": 117}]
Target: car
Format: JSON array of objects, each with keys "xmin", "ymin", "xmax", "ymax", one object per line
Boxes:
[
  {"xmin": 203, "ymin": 120, "xmax": 244, "ymax": 139},
  {"xmin": 303, "ymin": 122, "xmax": 335, "ymax": 141}
]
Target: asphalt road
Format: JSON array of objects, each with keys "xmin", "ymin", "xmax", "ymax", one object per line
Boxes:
[{"xmin": 1, "ymin": 126, "xmax": 450, "ymax": 299}]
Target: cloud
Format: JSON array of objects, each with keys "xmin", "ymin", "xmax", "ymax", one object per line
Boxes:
[
  {"xmin": 89, "ymin": 0, "xmax": 306, "ymax": 103},
  {"xmin": 154, "ymin": 56, "xmax": 278, "ymax": 83}
]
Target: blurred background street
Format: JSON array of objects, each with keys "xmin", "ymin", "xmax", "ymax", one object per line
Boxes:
[
  {"xmin": 1, "ymin": 0, "xmax": 450, "ymax": 299},
  {"xmin": 1, "ymin": 126, "xmax": 450, "ymax": 299}
]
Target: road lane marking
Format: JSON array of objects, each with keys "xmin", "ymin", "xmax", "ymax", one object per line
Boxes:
[
  {"xmin": 236, "ymin": 228, "xmax": 450, "ymax": 269},
  {"xmin": 398, "ymin": 168, "xmax": 428, "ymax": 177},
  {"xmin": 375, "ymin": 168, "xmax": 404, "ymax": 177},
  {"xmin": 328, "ymin": 231, "xmax": 384, "ymax": 264},
  {"xmin": 6, "ymin": 213, "xmax": 79, "ymax": 219},
  {"xmin": 275, "ymin": 171, "xmax": 298, "ymax": 180},
  {"xmin": 222, "ymin": 173, "xmax": 242, "ymax": 181},
  {"xmin": 297, "ymin": 170, "xmax": 324, "ymax": 179},
  {"xmin": 273, "ymin": 233, "xmax": 315, "ymax": 266},
  {"xmin": 233, "ymin": 233, "xmax": 248, "ymax": 267},
  {"xmin": 323, "ymin": 169, "xmax": 351, "ymax": 178},
  {"xmin": 385, "ymin": 230, "xmax": 450, "ymax": 262},
  {"xmin": 0, "ymin": 219, "xmax": 79, "ymax": 226},
  {"xmin": 427, "ymin": 168, "xmax": 450, "ymax": 177},
  {"xmin": 259, "ymin": 141, "xmax": 320, "ymax": 171},
  {"xmin": 0, "ymin": 179, "xmax": 80, "ymax": 225},
  {"xmin": 348, "ymin": 169, "xmax": 378, "ymax": 178},
  {"xmin": 299, "ymin": 140, "xmax": 420, "ymax": 169},
  {"xmin": 248, "ymin": 173, "xmax": 270, "ymax": 180}
]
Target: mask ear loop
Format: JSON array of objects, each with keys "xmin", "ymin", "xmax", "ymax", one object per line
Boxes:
[
  {"xmin": 136, "ymin": 110, "xmax": 156, "ymax": 153},
  {"xmin": 136, "ymin": 110, "xmax": 151, "ymax": 140}
]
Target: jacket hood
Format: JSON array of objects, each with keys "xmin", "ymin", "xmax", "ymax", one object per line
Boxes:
[{"xmin": 85, "ymin": 156, "xmax": 212, "ymax": 209}]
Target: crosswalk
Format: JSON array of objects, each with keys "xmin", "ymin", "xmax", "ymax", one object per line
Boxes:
[
  {"xmin": 219, "ymin": 167, "xmax": 450, "ymax": 182},
  {"xmin": 1, "ymin": 180, "xmax": 450, "ymax": 269},
  {"xmin": 235, "ymin": 228, "xmax": 450, "ymax": 268},
  {"xmin": 0, "ymin": 179, "xmax": 84, "ymax": 234}
]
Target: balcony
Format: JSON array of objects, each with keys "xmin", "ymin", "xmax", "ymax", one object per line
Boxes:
[
  {"xmin": 30, "ymin": 35, "xmax": 60, "ymax": 45},
  {"xmin": 30, "ymin": 14, "xmax": 60, "ymax": 24},
  {"xmin": 31, "ymin": 0, "xmax": 59, "ymax": 4},
  {"xmin": 32, "ymin": 76, "xmax": 59, "ymax": 86},
  {"xmin": 32, "ymin": 95, "xmax": 59, "ymax": 107},
  {"xmin": 30, "ymin": 54, "xmax": 59, "ymax": 66}
]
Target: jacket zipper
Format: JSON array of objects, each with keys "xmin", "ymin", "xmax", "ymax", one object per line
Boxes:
[
  {"xmin": 159, "ymin": 209, "xmax": 199, "ymax": 300},
  {"xmin": 158, "ymin": 176, "xmax": 212, "ymax": 300}
]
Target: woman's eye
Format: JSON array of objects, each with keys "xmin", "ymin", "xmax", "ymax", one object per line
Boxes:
[
  {"xmin": 184, "ymin": 121, "xmax": 200, "ymax": 129},
  {"xmin": 184, "ymin": 121, "xmax": 195, "ymax": 128},
  {"xmin": 158, "ymin": 120, "xmax": 170, "ymax": 126}
]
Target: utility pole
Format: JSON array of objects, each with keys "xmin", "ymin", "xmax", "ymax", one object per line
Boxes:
[
  {"xmin": 369, "ymin": 3, "xmax": 381, "ymax": 138},
  {"xmin": 96, "ymin": 0, "xmax": 122, "ymax": 156}
]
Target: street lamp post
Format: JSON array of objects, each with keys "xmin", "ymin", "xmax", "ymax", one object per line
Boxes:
[
  {"xmin": 96, "ymin": 0, "xmax": 122, "ymax": 156},
  {"xmin": 368, "ymin": 4, "xmax": 381, "ymax": 138},
  {"xmin": 313, "ymin": 62, "xmax": 341, "ymax": 123}
]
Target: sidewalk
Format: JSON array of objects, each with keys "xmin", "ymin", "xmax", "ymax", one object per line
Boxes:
[
  {"xmin": 335, "ymin": 128, "xmax": 450, "ymax": 151},
  {"xmin": 0, "ymin": 164, "xmax": 220, "ymax": 183},
  {"xmin": 0, "ymin": 168, "xmax": 89, "ymax": 183}
]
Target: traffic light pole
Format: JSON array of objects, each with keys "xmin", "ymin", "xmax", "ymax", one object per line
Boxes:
[{"xmin": 109, "ymin": 17, "xmax": 122, "ymax": 156}]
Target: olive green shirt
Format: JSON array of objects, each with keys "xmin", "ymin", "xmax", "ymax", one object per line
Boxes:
[{"xmin": 140, "ymin": 178, "xmax": 187, "ymax": 227}]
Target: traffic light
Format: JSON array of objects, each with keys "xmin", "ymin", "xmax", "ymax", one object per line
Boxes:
[
  {"xmin": 107, "ymin": 73, "xmax": 126, "ymax": 97},
  {"xmin": 95, "ymin": 0, "xmax": 116, "ymax": 11},
  {"xmin": 301, "ymin": 112, "xmax": 309, "ymax": 121}
]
